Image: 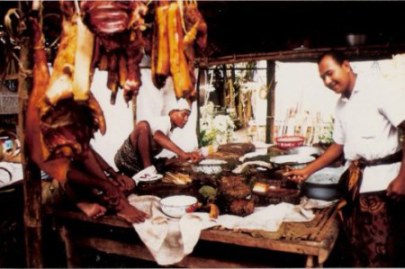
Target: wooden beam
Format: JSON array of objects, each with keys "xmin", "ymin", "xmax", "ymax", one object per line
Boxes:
[
  {"xmin": 19, "ymin": 4, "xmax": 43, "ymax": 268},
  {"xmin": 197, "ymin": 44, "xmax": 405, "ymax": 67}
]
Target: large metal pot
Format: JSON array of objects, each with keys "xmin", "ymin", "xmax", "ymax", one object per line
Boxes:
[
  {"xmin": 302, "ymin": 182, "xmax": 341, "ymax": 201},
  {"xmin": 302, "ymin": 167, "xmax": 346, "ymax": 201}
]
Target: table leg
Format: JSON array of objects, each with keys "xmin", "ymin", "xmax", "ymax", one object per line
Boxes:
[
  {"xmin": 59, "ymin": 226, "xmax": 80, "ymax": 268},
  {"xmin": 305, "ymin": 255, "xmax": 314, "ymax": 268}
]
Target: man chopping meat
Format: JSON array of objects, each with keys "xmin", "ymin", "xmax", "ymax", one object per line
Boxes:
[
  {"xmin": 285, "ymin": 50, "xmax": 405, "ymax": 267},
  {"xmin": 115, "ymin": 98, "xmax": 202, "ymax": 181}
]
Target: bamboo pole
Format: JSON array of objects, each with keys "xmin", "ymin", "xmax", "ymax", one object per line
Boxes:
[
  {"xmin": 266, "ymin": 61, "xmax": 276, "ymax": 144},
  {"xmin": 18, "ymin": 2, "xmax": 43, "ymax": 267}
]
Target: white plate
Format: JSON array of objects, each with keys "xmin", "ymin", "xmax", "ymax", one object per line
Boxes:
[
  {"xmin": 253, "ymin": 142, "xmax": 272, "ymax": 149},
  {"xmin": 136, "ymin": 174, "xmax": 163, "ymax": 183},
  {"xmin": 198, "ymin": 159, "xmax": 227, "ymax": 165},
  {"xmin": 270, "ymin": 154, "xmax": 315, "ymax": 164}
]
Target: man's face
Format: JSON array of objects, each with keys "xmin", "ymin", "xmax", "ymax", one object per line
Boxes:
[
  {"xmin": 318, "ymin": 55, "xmax": 352, "ymax": 95},
  {"xmin": 171, "ymin": 110, "xmax": 190, "ymax": 128}
]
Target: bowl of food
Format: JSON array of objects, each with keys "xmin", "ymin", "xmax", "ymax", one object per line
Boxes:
[
  {"xmin": 275, "ymin": 135, "xmax": 305, "ymax": 150},
  {"xmin": 160, "ymin": 195, "xmax": 198, "ymax": 218},
  {"xmin": 302, "ymin": 167, "xmax": 346, "ymax": 201},
  {"xmin": 192, "ymin": 159, "xmax": 227, "ymax": 175},
  {"xmin": 269, "ymin": 154, "xmax": 315, "ymax": 169}
]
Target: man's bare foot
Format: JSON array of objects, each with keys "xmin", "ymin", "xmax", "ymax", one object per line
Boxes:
[
  {"xmin": 77, "ymin": 202, "xmax": 107, "ymax": 219},
  {"xmin": 116, "ymin": 198, "xmax": 148, "ymax": 223}
]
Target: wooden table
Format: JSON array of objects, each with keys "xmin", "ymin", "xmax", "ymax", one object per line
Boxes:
[{"xmin": 48, "ymin": 203, "xmax": 339, "ymax": 268}]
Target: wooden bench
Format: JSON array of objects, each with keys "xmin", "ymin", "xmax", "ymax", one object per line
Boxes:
[{"xmin": 49, "ymin": 204, "xmax": 339, "ymax": 268}]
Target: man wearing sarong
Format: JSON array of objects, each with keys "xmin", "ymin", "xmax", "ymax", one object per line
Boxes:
[
  {"xmin": 115, "ymin": 98, "xmax": 202, "ymax": 181},
  {"xmin": 285, "ymin": 50, "xmax": 405, "ymax": 267}
]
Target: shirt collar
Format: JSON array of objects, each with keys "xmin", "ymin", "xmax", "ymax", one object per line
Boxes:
[{"xmin": 340, "ymin": 73, "xmax": 360, "ymax": 101}]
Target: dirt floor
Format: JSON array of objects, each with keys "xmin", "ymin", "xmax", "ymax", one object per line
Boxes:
[{"xmin": 0, "ymin": 182, "xmax": 353, "ymax": 268}]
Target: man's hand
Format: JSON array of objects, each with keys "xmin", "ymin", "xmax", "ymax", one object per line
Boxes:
[
  {"xmin": 283, "ymin": 167, "xmax": 312, "ymax": 183},
  {"xmin": 100, "ymin": 180, "xmax": 123, "ymax": 206},
  {"xmin": 105, "ymin": 168, "xmax": 136, "ymax": 193},
  {"xmin": 179, "ymin": 151, "xmax": 203, "ymax": 163},
  {"xmin": 387, "ymin": 175, "xmax": 405, "ymax": 201},
  {"xmin": 114, "ymin": 173, "xmax": 136, "ymax": 193}
]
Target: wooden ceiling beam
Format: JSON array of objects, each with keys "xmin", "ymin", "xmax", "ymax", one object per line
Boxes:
[{"xmin": 197, "ymin": 44, "xmax": 405, "ymax": 67}]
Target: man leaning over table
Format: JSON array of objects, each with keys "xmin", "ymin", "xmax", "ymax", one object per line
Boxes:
[
  {"xmin": 285, "ymin": 50, "xmax": 405, "ymax": 267},
  {"xmin": 114, "ymin": 98, "xmax": 202, "ymax": 181}
]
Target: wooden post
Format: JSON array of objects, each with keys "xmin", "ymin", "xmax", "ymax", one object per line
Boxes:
[
  {"xmin": 18, "ymin": 3, "xmax": 43, "ymax": 267},
  {"xmin": 196, "ymin": 67, "xmax": 202, "ymax": 147},
  {"xmin": 265, "ymin": 61, "xmax": 276, "ymax": 143}
]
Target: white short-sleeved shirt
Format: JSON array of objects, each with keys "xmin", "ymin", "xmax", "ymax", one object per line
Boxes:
[
  {"xmin": 333, "ymin": 74, "xmax": 405, "ymax": 193},
  {"xmin": 148, "ymin": 115, "xmax": 172, "ymax": 137}
]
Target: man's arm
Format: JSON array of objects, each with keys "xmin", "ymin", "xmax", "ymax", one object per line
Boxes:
[
  {"xmin": 387, "ymin": 120, "xmax": 405, "ymax": 198},
  {"xmin": 153, "ymin": 130, "xmax": 188, "ymax": 159},
  {"xmin": 285, "ymin": 143, "xmax": 344, "ymax": 182}
]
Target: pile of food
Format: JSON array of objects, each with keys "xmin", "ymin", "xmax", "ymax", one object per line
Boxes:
[{"xmin": 217, "ymin": 175, "xmax": 254, "ymax": 216}]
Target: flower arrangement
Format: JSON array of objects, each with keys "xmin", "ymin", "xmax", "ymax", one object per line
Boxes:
[
  {"xmin": 199, "ymin": 102, "xmax": 235, "ymax": 146},
  {"xmin": 318, "ymin": 116, "xmax": 334, "ymax": 145}
]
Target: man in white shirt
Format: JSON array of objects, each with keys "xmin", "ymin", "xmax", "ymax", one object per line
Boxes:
[
  {"xmin": 286, "ymin": 51, "xmax": 405, "ymax": 267},
  {"xmin": 114, "ymin": 98, "xmax": 202, "ymax": 180}
]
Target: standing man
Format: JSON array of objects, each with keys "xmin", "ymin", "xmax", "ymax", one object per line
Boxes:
[
  {"xmin": 285, "ymin": 50, "xmax": 405, "ymax": 267},
  {"xmin": 115, "ymin": 98, "xmax": 202, "ymax": 180}
]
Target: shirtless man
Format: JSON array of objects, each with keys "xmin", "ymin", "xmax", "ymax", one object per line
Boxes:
[{"xmin": 65, "ymin": 146, "xmax": 148, "ymax": 223}]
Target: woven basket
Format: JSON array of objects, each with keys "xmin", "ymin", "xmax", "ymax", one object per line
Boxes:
[{"xmin": 0, "ymin": 92, "xmax": 18, "ymax": 115}]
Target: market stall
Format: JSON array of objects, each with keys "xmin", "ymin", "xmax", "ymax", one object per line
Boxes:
[{"xmin": 3, "ymin": 0, "xmax": 405, "ymax": 268}]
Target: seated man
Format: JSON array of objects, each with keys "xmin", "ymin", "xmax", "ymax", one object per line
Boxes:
[
  {"xmin": 115, "ymin": 98, "xmax": 202, "ymax": 180},
  {"xmin": 43, "ymin": 146, "xmax": 148, "ymax": 223}
]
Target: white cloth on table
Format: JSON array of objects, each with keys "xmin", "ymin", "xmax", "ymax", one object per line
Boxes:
[
  {"xmin": 211, "ymin": 202, "xmax": 314, "ymax": 232},
  {"xmin": 128, "ymin": 195, "xmax": 315, "ymax": 265},
  {"xmin": 128, "ymin": 195, "xmax": 217, "ymax": 266}
]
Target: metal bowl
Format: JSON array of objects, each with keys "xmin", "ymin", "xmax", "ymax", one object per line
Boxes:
[
  {"xmin": 302, "ymin": 182, "xmax": 341, "ymax": 201},
  {"xmin": 302, "ymin": 167, "xmax": 346, "ymax": 201},
  {"xmin": 346, "ymin": 34, "xmax": 367, "ymax": 47}
]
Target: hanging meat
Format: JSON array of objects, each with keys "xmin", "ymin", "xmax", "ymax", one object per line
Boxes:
[
  {"xmin": 81, "ymin": 0, "xmax": 148, "ymax": 104},
  {"xmin": 151, "ymin": 1, "xmax": 170, "ymax": 89},
  {"xmin": 79, "ymin": 0, "xmax": 207, "ymax": 104},
  {"xmin": 150, "ymin": 0, "xmax": 207, "ymax": 101},
  {"xmin": 26, "ymin": 1, "xmax": 106, "ymax": 183}
]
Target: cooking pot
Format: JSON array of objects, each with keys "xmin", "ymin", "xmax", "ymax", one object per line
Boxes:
[{"xmin": 302, "ymin": 167, "xmax": 346, "ymax": 201}]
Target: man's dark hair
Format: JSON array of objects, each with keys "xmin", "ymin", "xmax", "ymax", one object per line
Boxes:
[{"xmin": 317, "ymin": 50, "xmax": 348, "ymax": 65}]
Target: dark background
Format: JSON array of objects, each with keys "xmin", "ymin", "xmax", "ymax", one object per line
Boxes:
[{"xmin": 2, "ymin": 1, "xmax": 405, "ymax": 59}]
